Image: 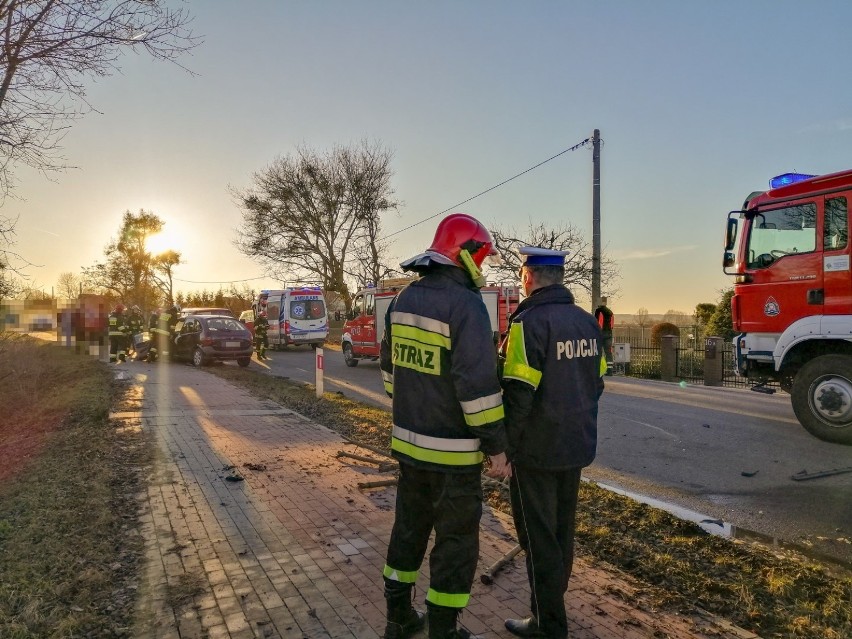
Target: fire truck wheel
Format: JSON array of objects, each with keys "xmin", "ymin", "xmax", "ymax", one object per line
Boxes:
[
  {"xmin": 791, "ymin": 354, "xmax": 852, "ymax": 445},
  {"xmin": 343, "ymin": 343, "xmax": 359, "ymax": 367}
]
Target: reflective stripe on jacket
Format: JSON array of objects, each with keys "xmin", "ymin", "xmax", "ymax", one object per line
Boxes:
[
  {"xmin": 108, "ymin": 312, "xmax": 126, "ymax": 337},
  {"xmin": 254, "ymin": 316, "xmax": 269, "ymax": 337},
  {"xmin": 380, "ymin": 265, "xmax": 507, "ymax": 473},
  {"xmin": 500, "ymin": 284, "xmax": 605, "ymax": 469}
]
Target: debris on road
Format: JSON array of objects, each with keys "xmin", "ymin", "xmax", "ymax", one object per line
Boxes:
[
  {"xmin": 336, "ymin": 450, "xmax": 397, "ymax": 471},
  {"xmin": 357, "ymin": 478, "xmax": 398, "ymax": 490},
  {"xmin": 480, "ymin": 544, "xmax": 523, "ymax": 585},
  {"xmin": 790, "ymin": 466, "xmax": 852, "ymax": 481}
]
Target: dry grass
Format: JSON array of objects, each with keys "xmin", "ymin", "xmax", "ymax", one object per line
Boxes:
[
  {"xmin": 209, "ymin": 363, "xmax": 852, "ymax": 639},
  {"xmin": 0, "ymin": 335, "xmax": 153, "ymax": 638}
]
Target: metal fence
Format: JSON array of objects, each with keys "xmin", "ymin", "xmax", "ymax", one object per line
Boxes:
[{"xmin": 612, "ymin": 336, "xmax": 751, "ymax": 389}]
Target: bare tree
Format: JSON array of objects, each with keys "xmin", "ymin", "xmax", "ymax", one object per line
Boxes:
[
  {"xmin": 0, "ymin": 0, "xmax": 199, "ymax": 196},
  {"xmin": 662, "ymin": 309, "xmax": 690, "ymax": 326},
  {"xmin": 488, "ymin": 221, "xmax": 620, "ymax": 304},
  {"xmin": 342, "ymin": 143, "xmax": 399, "ymax": 290},
  {"xmin": 235, "ymin": 141, "xmax": 398, "ymax": 312},
  {"xmin": 149, "ymin": 249, "xmax": 180, "ymax": 306},
  {"xmin": 56, "ymin": 271, "xmax": 80, "ymax": 298},
  {"xmin": 634, "ymin": 307, "xmax": 651, "ymax": 336}
]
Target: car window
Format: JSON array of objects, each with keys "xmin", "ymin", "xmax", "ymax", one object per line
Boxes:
[
  {"xmin": 173, "ymin": 320, "xmax": 185, "ymax": 333},
  {"xmin": 206, "ymin": 317, "xmax": 244, "ymax": 332}
]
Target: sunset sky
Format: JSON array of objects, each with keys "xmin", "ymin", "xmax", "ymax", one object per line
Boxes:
[{"xmin": 7, "ymin": 1, "xmax": 852, "ymax": 314}]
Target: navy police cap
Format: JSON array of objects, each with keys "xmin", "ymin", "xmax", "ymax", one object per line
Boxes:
[{"xmin": 518, "ymin": 246, "xmax": 569, "ymax": 266}]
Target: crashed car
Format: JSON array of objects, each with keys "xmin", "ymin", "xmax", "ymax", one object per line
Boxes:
[{"xmin": 172, "ymin": 314, "xmax": 253, "ymax": 367}]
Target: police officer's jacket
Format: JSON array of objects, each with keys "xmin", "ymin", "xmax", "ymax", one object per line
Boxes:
[
  {"xmin": 380, "ymin": 265, "xmax": 507, "ymax": 474},
  {"xmin": 500, "ymin": 284, "xmax": 605, "ymax": 469}
]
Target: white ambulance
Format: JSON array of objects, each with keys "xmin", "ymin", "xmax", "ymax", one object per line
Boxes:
[{"xmin": 256, "ymin": 287, "xmax": 329, "ymax": 349}]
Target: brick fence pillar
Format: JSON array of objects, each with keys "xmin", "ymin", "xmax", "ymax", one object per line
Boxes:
[{"xmin": 661, "ymin": 335, "xmax": 678, "ymax": 382}]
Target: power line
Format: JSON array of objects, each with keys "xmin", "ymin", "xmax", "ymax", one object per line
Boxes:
[
  {"xmin": 173, "ymin": 275, "xmax": 267, "ymax": 285},
  {"xmin": 383, "ymin": 137, "xmax": 593, "ymax": 240},
  {"xmin": 172, "ymin": 138, "xmax": 593, "ymax": 286}
]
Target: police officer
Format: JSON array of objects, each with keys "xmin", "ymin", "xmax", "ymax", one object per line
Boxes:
[
  {"xmin": 379, "ymin": 213, "xmax": 511, "ymax": 639},
  {"xmin": 500, "ymin": 247, "xmax": 606, "ymax": 639},
  {"xmin": 107, "ymin": 303, "xmax": 128, "ymax": 363},
  {"xmin": 254, "ymin": 310, "xmax": 269, "ymax": 359}
]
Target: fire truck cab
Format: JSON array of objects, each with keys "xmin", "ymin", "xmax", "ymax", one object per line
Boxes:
[
  {"xmin": 724, "ymin": 169, "xmax": 852, "ymax": 444},
  {"xmin": 341, "ymin": 278, "xmax": 415, "ymax": 367},
  {"xmin": 341, "ymin": 279, "xmax": 520, "ymax": 367}
]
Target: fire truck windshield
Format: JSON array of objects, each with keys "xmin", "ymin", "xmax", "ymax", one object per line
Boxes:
[{"xmin": 746, "ymin": 203, "xmax": 816, "ymax": 269}]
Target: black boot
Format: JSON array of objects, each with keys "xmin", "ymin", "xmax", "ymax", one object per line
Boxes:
[
  {"xmin": 384, "ymin": 581, "xmax": 425, "ymax": 639},
  {"xmin": 427, "ymin": 604, "xmax": 478, "ymax": 639},
  {"xmin": 504, "ymin": 616, "xmax": 546, "ymax": 638}
]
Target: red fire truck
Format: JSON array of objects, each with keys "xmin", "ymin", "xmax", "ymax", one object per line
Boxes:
[
  {"xmin": 341, "ymin": 279, "xmax": 520, "ymax": 367},
  {"xmin": 724, "ymin": 169, "xmax": 852, "ymax": 444}
]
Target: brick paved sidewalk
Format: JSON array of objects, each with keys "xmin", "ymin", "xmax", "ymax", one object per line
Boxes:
[{"xmin": 112, "ymin": 362, "xmax": 759, "ymax": 639}]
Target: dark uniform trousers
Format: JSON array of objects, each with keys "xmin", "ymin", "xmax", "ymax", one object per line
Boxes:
[
  {"xmin": 385, "ymin": 464, "xmax": 482, "ymax": 606},
  {"xmin": 509, "ymin": 465, "xmax": 582, "ymax": 639}
]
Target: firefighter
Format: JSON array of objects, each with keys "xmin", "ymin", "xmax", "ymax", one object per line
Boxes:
[
  {"xmin": 107, "ymin": 303, "xmax": 128, "ymax": 363},
  {"xmin": 379, "ymin": 213, "xmax": 511, "ymax": 639},
  {"xmin": 152, "ymin": 304, "xmax": 177, "ymax": 359},
  {"xmin": 148, "ymin": 308, "xmax": 161, "ymax": 360},
  {"xmin": 126, "ymin": 305, "xmax": 144, "ymax": 358},
  {"xmin": 127, "ymin": 305, "xmax": 144, "ymax": 335},
  {"xmin": 500, "ymin": 247, "xmax": 606, "ymax": 639},
  {"xmin": 593, "ymin": 297, "xmax": 615, "ymax": 376},
  {"xmin": 254, "ymin": 310, "xmax": 269, "ymax": 360}
]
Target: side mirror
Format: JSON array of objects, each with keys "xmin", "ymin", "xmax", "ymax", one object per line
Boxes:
[
  {"xmin": 725, "ymin": 216, "xmax": 739, "ymax": 251},
  {"xmin": 723, "ymin": 251, "xmax": 735, "ymax": 268}
]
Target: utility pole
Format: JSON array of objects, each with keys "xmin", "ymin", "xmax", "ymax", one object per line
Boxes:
[{"xmin": 591, "ymin": 128, "xmax": 601, "ymax": 311}]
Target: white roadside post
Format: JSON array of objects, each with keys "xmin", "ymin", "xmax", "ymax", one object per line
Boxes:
[{"xmin": 315, "ymin": 347, "xmax": 324, "ymax": 398}]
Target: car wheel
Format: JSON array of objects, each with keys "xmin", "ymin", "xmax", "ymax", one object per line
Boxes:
[
  {"xmin": 343, "ymin": 343, "xmax": 358, "ymax": 367},
  {"xmin": 192, "ymin": 347, "xmax": 206, "ymax": 367},
  {"xmin": 237, "ymin": 357, "xmax": 251, "ymax": 367}
]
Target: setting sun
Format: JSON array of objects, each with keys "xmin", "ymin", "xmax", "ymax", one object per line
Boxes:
[{"xmin": 145, "ymin": 230, "xmax": 183, "ymax": 255}]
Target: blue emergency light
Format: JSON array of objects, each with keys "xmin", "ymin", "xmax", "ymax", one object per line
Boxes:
[{"xmin": 769, "ymin": 173, "xmax": 816, "ymax": 189}]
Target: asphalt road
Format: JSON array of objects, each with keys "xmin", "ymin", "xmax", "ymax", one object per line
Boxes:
[{"xmin": 248, "ymin": 344, "xmax": 852, "ymax": 568}]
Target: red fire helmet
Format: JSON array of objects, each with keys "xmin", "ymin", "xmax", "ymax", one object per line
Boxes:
[{"xmin": 428, "ymin": 213, "xmax": 497, "ymax": 268}]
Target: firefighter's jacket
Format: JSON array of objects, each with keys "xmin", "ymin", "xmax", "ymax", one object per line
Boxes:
[
  {"xmin": 153, "ymin": 310, "xmax": 175, "ymax": 336},
  {"xmin": 108, "ymin": 311, "xmax": 127, "ymax": 337},
  {"xmin": 380, "ymin": 265, "xmax": 507, "ymax": 474},
  {"xmin": 500, "ymin": 284, "xmax": 605, "ymax": 469},
  {"xmin": 127, "ymin": 312, "xmax": 144, "ymax": 335},
  {"xmin": 254, "ymin": 315, "xmax": 269, "ymax": 338}
]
